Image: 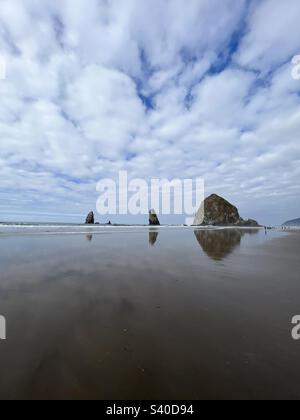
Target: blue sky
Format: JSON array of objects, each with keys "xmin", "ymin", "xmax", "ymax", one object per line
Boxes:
[{"xmin": 0, "ymin": 0, "xmax": 300, "ymax": 225}]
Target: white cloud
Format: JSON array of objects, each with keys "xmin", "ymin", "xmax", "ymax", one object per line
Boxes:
[
  {"xmin": 0, "ymin": 0, "xmax": 300, "ymax": 224},
  {"xmin": 235, "ymin": 0, "xmax": 300, "ymax": 72}
]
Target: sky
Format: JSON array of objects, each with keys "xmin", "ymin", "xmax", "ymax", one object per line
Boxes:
[{"xmin": 0, "ymin": 0, "xmax": 300, "ymax": 225}]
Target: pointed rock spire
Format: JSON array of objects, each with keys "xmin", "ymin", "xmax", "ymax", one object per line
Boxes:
[
  {"xmin": 85, "ymin": 211, "xmax": 95, "ymax": 225},
  {"xmin": 149, "ymin": 209, "xmax": 160, "ymax": 226}
]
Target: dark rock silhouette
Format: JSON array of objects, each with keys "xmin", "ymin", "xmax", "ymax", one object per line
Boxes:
[
  {"xmin": 193, "ymin": 194, "xmax": 259, "ymax": 226},
  {"xmin": 236, "ymin": 218, "xmax": 260, "ymax": 227},
  {"xmin": 85, "ymin": 211, "xmax": 95, "ymax": 224},
  {"xmin": 149, "ymin": 209, "xmax": 160, "ymax": 226}
]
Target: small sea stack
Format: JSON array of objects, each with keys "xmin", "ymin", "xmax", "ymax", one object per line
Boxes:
[
  {"xmin": 149, "ymin": 209, "xmax": 160, "ymax": 226},
  {"xmin": 85, "ymin": 211, "xmax": 95, "ymax": 225}
]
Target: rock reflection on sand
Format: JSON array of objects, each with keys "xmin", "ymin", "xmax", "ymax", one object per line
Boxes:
[
  {"xmin": 194, "ymin": 228, "xmax": 259, "ymax": 261},
  {"xmin": 149, "ymin": 230, "xmax": 159, "ymax": 246}
]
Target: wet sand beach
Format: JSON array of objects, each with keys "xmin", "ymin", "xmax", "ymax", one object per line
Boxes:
[{"xmin": 0, "ymin": 227, "xmax": 300, "ymax": 400}]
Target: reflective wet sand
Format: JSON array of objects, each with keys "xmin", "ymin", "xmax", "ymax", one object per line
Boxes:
[{"xmin": 0, "ymin": 228, "xmax": 300, "ymax": 400}]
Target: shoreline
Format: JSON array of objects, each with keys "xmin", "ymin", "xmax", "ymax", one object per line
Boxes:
[{"xmin": 0, "ymin": 224, "xmax": 272, "ymax": 237}]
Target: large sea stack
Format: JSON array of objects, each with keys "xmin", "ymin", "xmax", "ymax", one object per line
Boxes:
[
  {"xmin": 149, "ymin": 209, "xmax": 160, "ymax": 226},
  {"xmin": 193, "ymin": 194, "xmax": 259, "ymax": 227},
  {"xmin": 85, "ymin": 211, "xmax": 95, "ymax": 225}
]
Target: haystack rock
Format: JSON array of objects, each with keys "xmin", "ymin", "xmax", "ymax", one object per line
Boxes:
[
  {"xmin": 85, "ymin": 211, "xmax": 95, "ymax": 225},
  {"xmin": 193, "ymin": 194, "xmax": 259, "ymax": 227},
  {"xmin": 149, "ymin": 209, "xmax": 160, "ymax": 226}
]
